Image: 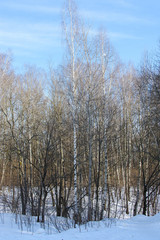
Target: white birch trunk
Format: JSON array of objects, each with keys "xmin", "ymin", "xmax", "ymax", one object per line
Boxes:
[
  {"xmin": 68, "ymin": 0, "xmax": 78, "ymax": 219},
  {"xmin": 101, "ymin": 39, "xmax": 108, "ymax": 218},
  {"xmin": 88, "ymin": 93, "xmax": 92, "ymax": 221}
]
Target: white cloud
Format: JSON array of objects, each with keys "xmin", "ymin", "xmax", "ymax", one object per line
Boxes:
[
  {"xmin": 113, "ymin": 0, "xmax": 135, "ymax": 8},
  {"xmin": 80, "ymin": 9, "xmax": 154, "ymax": 25},
  {"xmin": 0, "ymin": 21, "xmax": 62, "ymax": 53},
  {"xmin": 109, "ymin": 32, "xmax": 142, "ymax": 40},
  {"xmin": 0, "ymin": 1, "xmax": 60, "ymax": 14}
]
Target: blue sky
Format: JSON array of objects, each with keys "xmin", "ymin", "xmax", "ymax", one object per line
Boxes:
[{"xmin": 0, "ymin": 0, "xmax": 160, "ymax": 72}]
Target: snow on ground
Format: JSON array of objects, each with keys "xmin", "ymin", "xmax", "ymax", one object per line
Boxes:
[{"xmin": 0, "ymin": 213, "xmax": 160, "ymax": 240}]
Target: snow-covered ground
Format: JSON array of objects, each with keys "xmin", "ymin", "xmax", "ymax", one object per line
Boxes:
[{"xmin": 0, "ymin": 213, "xmax": 160, "ymax": 240}]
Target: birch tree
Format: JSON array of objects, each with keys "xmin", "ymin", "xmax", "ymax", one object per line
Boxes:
[{"xmin": 62, "ymin": 0, "xmax": 82, "ymax": 223}]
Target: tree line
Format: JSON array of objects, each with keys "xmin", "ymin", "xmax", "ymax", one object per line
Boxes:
[{"xmin": 0, "ymin": 0, "xmax": 159, "ymax": 224}]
